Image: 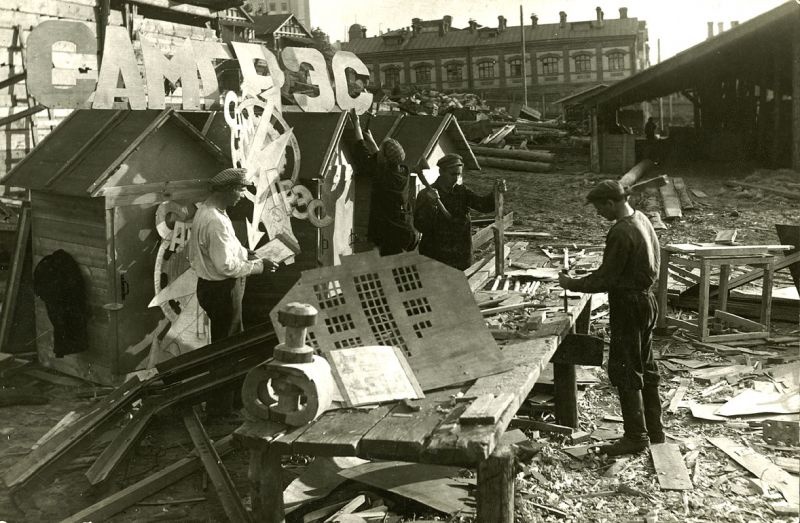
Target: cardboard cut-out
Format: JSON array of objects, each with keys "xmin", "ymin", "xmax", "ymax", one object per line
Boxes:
[
  {"xmin": 92, "ymin": 26, "xmax": 146, "ymax": 109},
  {"xmin": 191, "ymin": 40, "xmax": 234, "ymax": 108},
  {"xmin": 281, "ymin": 46, "xmax": 335, "ymax": 112},
  {"xmin": 231, "ymin": 42, "xmax": 285, "ymax": 112},
  {"xmin": 332, "ymin": 51, "xmax": 373, "ymax": 114},
  {"xmin": 141, "ymin": 37, "xmax": 200, "ymax": 110},
  {"xmin": 26, "ymin": 20, "xmax": 97, "ymax": 108}
]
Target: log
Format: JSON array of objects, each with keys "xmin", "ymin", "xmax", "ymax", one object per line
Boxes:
[
  {"xmin": 728, "ymin": 181, "xmax": 800, "ymax": 201},
  {"xmin": 619, "ymin": 159, "xmax": 654, "ymax": 188},
  {"xmin": 477, "ymin": 445, "xmax": 515, "ymax": 523},
  {"xmin": 471, "ymin": 145, "xmax": 555, "ymax": 163},
  {"xmin": 476, "ymin": 156, "xmax": 552, "ymax": 173}
]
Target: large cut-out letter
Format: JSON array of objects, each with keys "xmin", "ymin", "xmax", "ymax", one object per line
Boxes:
[
  {"xmin": 281, "ymin": 47, "xmax": 335, "ymax": 113},
  {"xmin": 141, "ymin": 37, "xmax": 200, "ymax": 109},
  {"xmin": 231, "ymin": 42, "xmax": 285, "ymax": 111},
  {"xmin": 93, "ymin": 26, "xmax": 146, "ymax": 109},
  {"xmin": 26, "ymin": 21, "xmax": 97, "ymax": 108},
  {"xmin": 331, "ymin": 51, "xmax": 372, "ymax": 115},
  {"xmin": 191, "ymin": 41, "xmax": 233, "ymax": 108}
]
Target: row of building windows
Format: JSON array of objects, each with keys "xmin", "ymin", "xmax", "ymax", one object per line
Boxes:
[
  {"xmin": 268, "ymin": 2, "xmax": 289, "ymax": 10},
  {"xmin": 384, "ymin": 52, "xmax": 626, "ymax": 85}
]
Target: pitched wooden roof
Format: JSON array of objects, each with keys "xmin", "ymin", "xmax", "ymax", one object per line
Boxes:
[{"xmin": 2, "ymin": 109, "xmax": 228, "ymax": 196}]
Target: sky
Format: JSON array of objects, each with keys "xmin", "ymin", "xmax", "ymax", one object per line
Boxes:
[{"xmin": 308, "ymin": 0, "xmax": 788, "ymax": 62}]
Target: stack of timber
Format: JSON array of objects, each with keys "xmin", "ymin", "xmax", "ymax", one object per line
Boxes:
[
  {"xmin": 473, "ymin": 145, "xmax": 553, "ymax": 173},
  {"xmin": 0, "ymin": 0, "xmax": 221, "ymax": 179}
]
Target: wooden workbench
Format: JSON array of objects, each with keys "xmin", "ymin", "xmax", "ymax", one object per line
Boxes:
[{"xmin": 234, "ymin": 291, "xmax": 592, "ymax": 523}]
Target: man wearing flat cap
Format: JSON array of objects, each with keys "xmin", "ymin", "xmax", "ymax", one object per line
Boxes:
[
  {"xmin": 414, "ymin": 153, "xmax": 504, "ymax": 270},
  {"xmin": 187, "ymin": 167, "xmax": 277, "ymax": 414},
  {"xmin": 350, "ymin": 111, "xmax": 419, "ymax": 256},
  {"xmin": 558, "ymin": 179, "xmax": 664, "ymax": 456}
]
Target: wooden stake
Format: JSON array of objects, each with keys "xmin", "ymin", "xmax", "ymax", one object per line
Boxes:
[
  {"xmin": 494, "ymin": 180, "xmax": 506, "ymax": 276},
  {"xmin": 477, "ymin": 444, "xmax": 515, "ymax": 523}
]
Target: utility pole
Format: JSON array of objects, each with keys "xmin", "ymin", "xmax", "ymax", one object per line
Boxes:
[{"xmin": 520, "ymin": 6, "xmax": 528, "ymax": 107}]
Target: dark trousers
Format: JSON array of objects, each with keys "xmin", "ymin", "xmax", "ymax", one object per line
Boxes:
[
  {"xmin": 608, "ymin": 290, "xmax": 660, "ymax": 390},
  {"xmin": 196, "ymin": 277, "xmax": 245, "ymax": 415},
  {"xmin": 197, "ymin": 277, "xmax": 245, "ymax": 343}
]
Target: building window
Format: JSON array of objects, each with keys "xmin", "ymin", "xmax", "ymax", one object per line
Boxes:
[
  {"xmin": 414, "ymin": 65, "xmax": 431, "ymax": 84},
  {"xmin": 280, "ymin": 2, "xmax": 288, "ymax": 10},
  {"xmin": 608, "ymin": 52, "xmax": 625, "ymax": 71},
  {"xmin": 508, "ymin": 58, "xmax": 522, "ymax": 77},
  {"xmin": 384, "ymin": 68, "xmax": 401, "ymax": 87},
  {"xmin": 445, "ymin": 63, "xmax": 462, "ymax": 82},
  {"xmin": 574, "ymin": 54, "xmax": 591, "ymax": 73},
  {"xmin": 541, "ymin": 57, "xmax": 559, "ymax": 75},
  {"xmin": 477, "ymin": 61, "xmax": 495, "ymax": 79},
  {"xmin": 269, "ymin": 2, "xmax": 276, "ymax": 10}
]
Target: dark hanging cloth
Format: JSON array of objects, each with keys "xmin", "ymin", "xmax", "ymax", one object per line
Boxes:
[{"xmin": 33, "ymin": 249, "xmax": 88, "ymax": 357}]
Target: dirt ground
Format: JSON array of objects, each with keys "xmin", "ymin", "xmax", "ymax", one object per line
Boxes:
[{"xmin": 0, "ymin": 153, "xmax": 798, "ymax": 522}]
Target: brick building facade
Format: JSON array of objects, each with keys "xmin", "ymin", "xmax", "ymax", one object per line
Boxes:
[{"xmin": 342, "ymin": 7, "xmax": 649, "ymax": 118}]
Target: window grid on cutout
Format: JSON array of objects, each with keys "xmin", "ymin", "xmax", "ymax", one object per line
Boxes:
[
  {"xmin": 403, "ymin": 297, "xmax": 431, "ymax": 317},
  {"xmin": 306, "ymin": 330, "xmax": 319, "ymax": 349},
  {"xmin": 314, "ymin": 280, "xmax": 345, "ymax": 309},
  {"xmin": 413, "ymin": 320, "xmax": 433, "ymax": 339},
  {"xmin": 392, "ymin": 265, "xmax": 422, "ymax": 293},
  {"xmin": 333, "ymin": 337, "xmax": 363, "ymax": 349},
  {"xmin": 354, "ymin": 272, "xmax": 409, "ymax": 354},
  {"xmin": 324, "ymin": 313, "xmax": 356, "ymax": 334}
]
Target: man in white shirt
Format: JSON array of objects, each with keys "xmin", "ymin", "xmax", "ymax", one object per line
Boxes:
[
  {"xmin": 187, "ymin": 167, "xmax": 277, "ymax": 417},
  {"xmin": 188, "ymin": 167, "xmax": 276, "ymax": 343}
]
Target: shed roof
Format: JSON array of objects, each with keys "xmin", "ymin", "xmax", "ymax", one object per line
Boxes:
[
  {"xmin": 182, "ymin": 111, "xmax": 348, "ymax": 182},
  {"xmin": 340, "ymin": 113, "xmax": 479, "ymax": 171},
  {"xmin": 1, "ymin": 109, "xmax": 227, "ymax": 196},
  {"xmin": 343, "ymin": 17, "xmax": 640, "ymax": 55},
  {"xmin": 554, "ymin": 84, "xmax": 608, "ymax": 106},
  {"xmin": 578, "ymin": 1, "xmax": 797, "ymax": 109}
]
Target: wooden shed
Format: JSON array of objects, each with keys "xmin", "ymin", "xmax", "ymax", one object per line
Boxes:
[{"xmin": 1, "ymin": 108, "xmax": 229, "ymax": 384}]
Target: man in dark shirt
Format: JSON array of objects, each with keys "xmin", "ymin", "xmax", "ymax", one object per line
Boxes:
[
  {"xmin": 414, "ymin": 154, "xmax": 502, "ymax": 270},
  {"xmin": 645, "ymin": 117, "xmax": 657, "ymax": 141},
  {"xmin": 350, "ymin": 111, "xmax": 418, "ymax": 255},
  {"xmin": 559, "ymin": 180, "xmax": 664, "ymax": 455}
]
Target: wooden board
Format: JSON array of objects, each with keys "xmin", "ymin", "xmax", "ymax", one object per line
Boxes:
[
  {"xmin": 327, "ymin": 345, "xmax": 424, "ymax": 407},
  {"xmin": 0, "ymin": 203, "xmax": 35, "ymax": 353},
  {"xmin": 671, "ymin": 177, "xmax": 695, "ymax": 210},
  {"xmin": 668, "ymin": 378, "xmax": 691, "ymax": 414},
  {"xmin": 659, "ymin": 178, "xmax": 683, "ymax": 219},
  {"xmin": 708, "ymin": 436, "xmax": 799, "ymax": 506},
  {"xmin": 290, "ymin": 405, "xmax": 393, "ymax": 457},
  {"xmin": 666, "ymin": 243, "xmax": 791, "ymax": 256},
  {"xmin": 338, "ymin": 461, "xmax": 475, "ymax": 515},
  {"xmin": 650, "ymin": 443, "xmax": 693, "ymax": 490},
  {"xmin": 459, "ymin": 393, "xmax": 514, "ymax": 425}
]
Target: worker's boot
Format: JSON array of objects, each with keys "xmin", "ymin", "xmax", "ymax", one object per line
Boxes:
[
  {"xmin": 642, "ymin": 384, "xmax": 665, "ymax": 444},
  {"xmin": 600, "ymin": 388, "xmax": 649, "ymax": 456}
]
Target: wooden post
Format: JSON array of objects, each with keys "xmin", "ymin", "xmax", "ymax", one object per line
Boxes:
[
  {"xmin": 760, "ymin": 260, "xmax": 774, "ymax": 333},
  {"xmin": 477, "ymin": 444, "xmax": 515, "ymax": 523},
  {"xmin": 793, "ymin": 19, "xmax": 800, "ymax": 170},
  {"xmin": 717, "ymin": 264, "xmax": 730, "ymax": 312},
  {"xmin": 250, "ymin": 445, "xmax": 285, "ymax": 523},
  {"xmin": 590, "ymin": 108, "xmax": 600, "ymax": 172},
  {"xmin": 771, "ymin": 49, "xmax": 782, "ymax": 166},
  {"xmin": 698, "ymin": 259, "xmax": 710, "ymax": 340},
  {"xmin": 655, "ymin": 247, "xmax": 670, "ymax": 333},
  {"xmin": 553, "ymin": 360, "xmax": 578, "ymax": 428},
  {"xmin": 493, "ymin": 180, "xmax": 506, "ymax": 276}
]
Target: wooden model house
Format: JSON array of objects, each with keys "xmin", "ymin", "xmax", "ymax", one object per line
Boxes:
[{"xmin": 1, "ymin": 109, "xmax": 229, "ymax": 384}]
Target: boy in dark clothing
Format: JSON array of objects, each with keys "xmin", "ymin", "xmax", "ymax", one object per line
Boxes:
[
  {"xmin": 414, "ymin": 154, "xmax": 502, "ymax": 270},
  {"xmin": 350, "ymin": 112, "xmax": 418, "ymax": 255},
  {"xmin": 559, "ymin": 180, "xmax": 665, "ymax": 455}
]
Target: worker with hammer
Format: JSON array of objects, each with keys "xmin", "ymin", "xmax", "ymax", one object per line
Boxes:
[
  {"xmin": 558, "ymin": 180, "xmax": 665, "ymax": 455},
  {"xmin": 414, "ymin": 154, "xmax": 505, "ymax": 270},
  {"xmin": 349, "ymin": 110, "xmax": 419, "ymax": 256}
]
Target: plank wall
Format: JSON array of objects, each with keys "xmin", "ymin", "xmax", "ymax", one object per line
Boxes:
[
  {"xmin": 0, "ymin": 0, "xmax": 220, "ymax": 180},
  {"xmin": 30, "ymin": 191, "xmax": 115, "ymax": 383}
]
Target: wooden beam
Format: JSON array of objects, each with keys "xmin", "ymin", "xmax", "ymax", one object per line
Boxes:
[
  {"xmin": 0, "ymin": 105, "xmax": 46, "ymax": 128},
  {"xmin": 494, "ymin": 182, "xmax": 505, "ymax": 276},
  {"xmin": 471, "ymin": 212, "xmax": 513, "ymax": 250},
  {"xmin": 0, "ymin": 72, "xmax": 25, "ymax": 91},
  {"xmin": 63, "ymin": 436, "xmax": 234, "ymax": 523}
]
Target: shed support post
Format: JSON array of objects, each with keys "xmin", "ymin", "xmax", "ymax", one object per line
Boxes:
[
  {"xmin": 590, "ymin": 108, "xmax": 600, "ymax": 172},
  {"xmin": 477, "ymin": 444, "xmax": 515, "ymax": 523},
  {"xmin": 793, "ymin": 18, "xmax": 800, "ymax": 171},
  {"xmin": 772, "ymin": 48, "xmax": 783, "ymax": 167}
]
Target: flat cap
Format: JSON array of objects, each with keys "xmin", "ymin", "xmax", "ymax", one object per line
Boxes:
[
  {"xmin": 209, "ymin": 167, "xmax": 252, "ymax": 189},
  {"xmin": 380, "ymin": 138, "xmax": 406, "ymax": 164},
  {"xmin": 586, "ymin": 180, "xmax": 628, "ymax": 203},
  {"xmin": 437, "ymin": 153, "xmax": 464, "ymax": 170}
]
